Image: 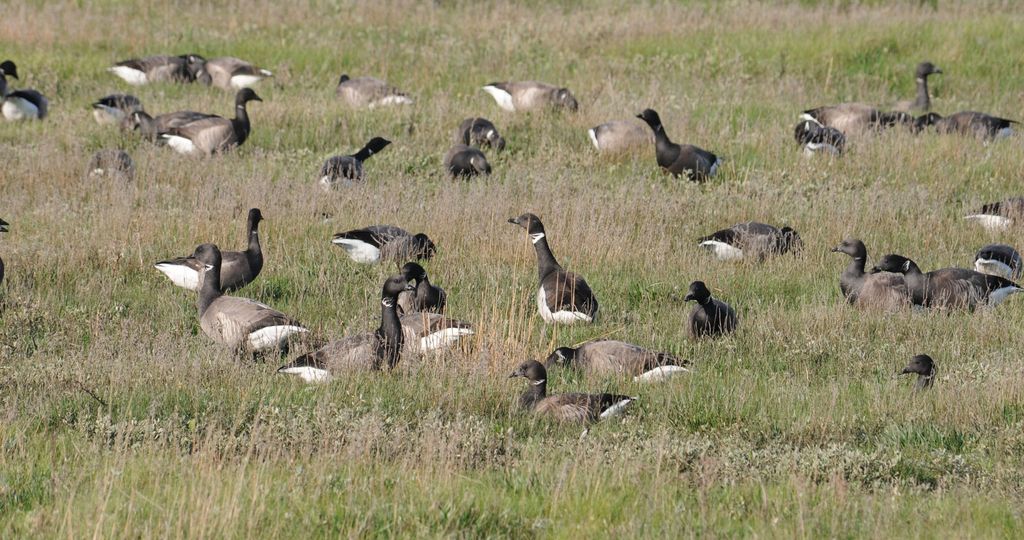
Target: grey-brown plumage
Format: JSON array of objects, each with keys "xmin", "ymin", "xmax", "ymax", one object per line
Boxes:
[
  {"xmin": 974, "ymin": 244, "xmax": 1022, "ymax": 280},
  {"xmin": 400, "ymin": 312, "xmax": 473, "ymax": 353},
  {"xmin": 893, "ymin": 62, "xmax": 942, "ymax": 113},
  {"xmin": 832, "ymin": 239, "xmax": 910, "ymax": 311},
  {"xmin": 0, "ymin": 60, "xmax": 48, "ymax": 120},
  {"xmin": 444, "ymin": 145, "xmax": 491, "ymax": 177},
  {"xmin": 901, "ymin": 354, "xmax": 935, "ymax": 391},
  {"xmin": 544, "ymin": 340, "xmax": 685, "ymax": 377},
  {"xmin": 699, "ymin": 222, "xmax": 802, "ymax": 261},
  {"xmin": 918, "ymin": 111, "xmax": 1017, "ymax": 139},
  {"xmin": 130, "ymin": 110, "xmax": 218, "ymax": 141},
  {"xmin": 335, "ymin": 74, "xmax": 413, "ymax": 108},
  {"xmin": 0, "ymin": 218, "xmax": 8, "ymax": 286},
  {"xmin": 91, "ymin": 94, "xmax": 143, "ymax": 127},
  {"xmin": 685, "ymin": 281, "xmax": 737, "ymax": 339},
  {"xmin": 87, "ymin": 149, "xmax": 135, "ymax": 182},
  {"xmin": 455, "ymin": 117, "xmax": 505, "ymax": 151},
  {"xmin": 196, "ymin": 57, "xmax": 272, "ymax": 90},
  {"xmin": 871, "ymin": 254, "xmax": 1023, "ymax": 310},
  {"xmin": 587, "ymin": 120, "xmax": 653, "ymax": 153},
  {"xmin": 107, "ymin": 54, "xmax": 205, "ymax": 85},
  {"xmin": 508, "ymin": 360, "xmax": 634, "ymax": 423},
  {"xmin": 800, "ymin": 103, "xmax": 911, "ymax": 133},
  {"xmin": 159, "ymin": 89, "xmax": 262, "ymax": 155},
  {"xmin": 331, "ymin": 225, "xmax": 436, "ymax": 264},
  {"xmin": 481, "ymin": 81, "xmax": 578, "ymax": 112},
  {"xmin": 397, "ymin": 262, "xmax": 446, "ymax": 314},
  {"xmin": 636, "ymin": 109, "xmax": 720, "ymax": 181},
  {"xmin": 154, "ymin": 208, "xmax": 264, "ymax": 292},
  {"xmin": 318, "ymin": 136, "xmax": 391, "ymax": 189}
]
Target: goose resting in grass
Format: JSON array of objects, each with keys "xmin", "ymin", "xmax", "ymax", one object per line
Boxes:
[
  {"xmin": 91, "ymin": 94, "xmax": 143, "ymax": 126},
  {"xmin": 964, "ymin": 197, "xmax": 1024, "ymax": 231},
  {"xmin": 332, "ymin": 225, "xmax": 435, "ymax": 264},
  {"xmin": 509, "ymin": 360, "xmax": 634, "ymax": 423},
  {"xmin": 159, "ymin": 88, "xmax": 262, "ymax": 155},
  {"xmin": 318, "ymin": 136, "xmax": 391, "ymax": 189},
  {"xmin": 481, "ymin": 81, "xmax": 578, "ymax": 112},
  {"xmin": 871, "ymin": 254, "xmax": 1023, "ymax": 310},
  {"xmin": 107, "ymin": 54, "xmax": 205, "ymax": 85},
  {"xmin": 400, "ymin": 312, "xmax": 474, "ymax": 354},
  {"xmin": 974, "ymin": 244, "xmax": 1021, "ymax": 280},
  {"xmin": 831, "ymin": 239, "xmax": 911, "ymax": 311},
  {"xmin": 588, "ymin": 119, "xmax": 653, "ymax": 153},
  {"xmin": 544, "ymin": 339, "xmax": 688, "ymax": 382},
  {"xmin": 87, "ymin": 149, "xmax": 135, "ymax": 181},
  {"xmin": 0, "ymin": 60, "xmax": 48, "ymax": 121},
  {"xmin": 196, "ymin": 57, "xmax": 273, "ymax": 90},
  {"xmin": 699, "ymin": 222, "xmax": 802, "ymax": 261},
  {"xmin": 155, "ymin": 208, "xmax": 263, "ymax": 292},
  {"xmin": 455, "ymin": 117, "xmax": 505, "ymax": 151},
  {"xmin": 397, "ymin": 262, "xmax": 446, "ymax": 314},
  {"xmin": 335, "ymin": 75, "xmax": 413, "ymax": 108},
  {"xmin": 901, "ymin": 354, "xmax": 935, "ymax": 392}
]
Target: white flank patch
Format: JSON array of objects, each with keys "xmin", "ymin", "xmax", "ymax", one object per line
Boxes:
[
  {"xmin": 107, "ymin": 66, "xmax": 148, "ymax": 86},
  {"xmin": 699, "ymin": 240, "xmax": 744, "ymax": 261},
  {"xmin": 975, "ymin": 258, "xmax": 1015, "ymax": 280},
  {"xmin": 804, "ymin": 142, "xmax": 839, "ymax": 156},
  {"xmin": 599, "ymin": 398, "xmax": 634, "ymax": 419},
  {"xmin": 536, "ymin": 287, "xmax": 594, "ymax": 324},
  {"xmin": 368, "ymin": 95, "xmax": 413, "ymax": 109},
  {"xmin": 987, "ymin": 286, "xmax": 1023, "ymax": 307},
  {"xmin": 247, "ymin": 325, "xmax": 308, "ymax": 350},
  {"xmin": 420, "ymin": 327, "xmax": 474, "ymax": 352},
  {"xmin": 964, "ymin": 214, "xmax": 1011, "ymax": 232},
  {"xmin": 481, "ymin": 86, "xmax": 515, "ymax": 112},
  {"xmin": 797, "ymin": 113, "xmax": 822, "ymax": 126},
  {"xmin": 634, "ymin": 365, "xmax": 690, "ymax": 383},
  {"xmin": 2, "ymin": 98, "xmax": 39, "ymax": 120},
  {"xmin": 92, "ymin": 106, "xmax": 124, "ymax": 125},
  {"xmin": 331, "ymin": 238, "xmax": 381, "ymax": 264},
  {"xmin": 154, "ymin": 262, "xmax": 200, "ymax": 291},
  {"xmin": 160, "ymin": 135, "xmax": 197, "ymax": 155},
  {"xmin": 708, "ymin": 159, "xmax": 720, "ymax": 176},
  {"xmin": 278, "ymin": 366, "xmax": 331, "ymax": 383},
  {"xmin": 230, "ymin": 74, "xmax": 265, "ymax": 89},
  {"xmin": 996, "ymin": 127, "xmax": 1014, "ymax": 139},
  {"xmin": 587, "ymin": 128, "xmax": 601, "ymax": 150}
]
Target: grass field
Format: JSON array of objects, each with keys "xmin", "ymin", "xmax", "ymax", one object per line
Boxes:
[{"xmin": 3, "ymin": 0, "xmax": 1024, "ymax": 537}]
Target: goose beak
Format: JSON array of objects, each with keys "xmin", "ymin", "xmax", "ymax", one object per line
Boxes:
[
  {"xmin": 683, "ymin": 293, "xmax": 695, "ymax": 302},
  {"xmin": 830, "ymin": 246, "xmax": 840, "ymax": 253},
  {"xmin": 507, "ymin": 217, "xmax": 518, "ymax": 225},
  {"xmin": 934, "ymin": 68, "xmax": 943, "ymax": 74},
  {"xmin": 508, "ymin": 369, "xmax": 522, "ymax": 379}
]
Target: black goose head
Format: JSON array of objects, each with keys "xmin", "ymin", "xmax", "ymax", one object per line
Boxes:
[
  {"xmin": 555, "ymin": 88, "xmax": 579, "ymax": 112},
  {"xmin": 683, "ymin": 280, "xmax": 712, "ymax": 303},
  {"xmin": 794, "ymin": 120, "xmax": 820, "ymax": 145},
  {"xmin": 543, "ymin": 347, "xmax": 577, "ymax": 368},
  {"xmin": 916, "ymin": 62, "xmax": 942, "ymax": 78},
  {"xmin": 0, "ymin": 218, "xmax": 9, "ymax": 233},
  {"xmin": 400, "ymin": 261, "xmax": 427, "ymax": 283},
  {"xmin": 381, "ymin": 274, "xmax": 415, "ymax": 300},
  {"xmin": 182, "ymin": 54, "xmax": 207, "ymax": 77},
  {"xmin": 878, "ymin": 111, "xmax": 913, "ymax": 128},
  {"xmin": 901, "ymin": 354, "xmax": 936, "ymax": 391},
  {"xmin": 0, "ymin": 60, "xmax": 18, "ymax": 79},
  {"xmin": 338, "ymin": 74, "xmax": 350, "ymax": 85},
  {"xmin": 913, "ymin": 112, "xmax": 942, "ymax": 133},
  {"xmin": 364, "ymin": 136, "xmax": 391, "ymax": 154},
  {"xmin": 781, "ymin": 227, "xmax": 802, "ymax": 254},
  {"xmin": 192, "ymin": 243, "xmax": 223, "ymax": 269},
  {"xmin": 831, "ymin": 238, "xmax": 867, "ymax": 259},
  {"xmin": 636, "ymin": 108, "xmax": 662, "ymax": 130},
  {"xmin": 470, "ymin": 153, "xmax": 492, "ymax": 175},
  {"xmin": 871, "ymin": 254, "xmax": 915, "ymax": 274},
  {"xmin": 411, "ymin": 233, "xmax": 436, "ymax": 259},
  {"xmin": 235, "ymin": 88, "xmax": 263, "ymax": 107},
  {"xmin": 509, "ymin": 359, "xmax": 547, "ymax": 383},
  {"xmin": 508, "ymin": 213, "xmax": 546, "ymax": 239},
  {"xmin": 247, "ymin": 208, "xmax": 263, "ymax": 227}
]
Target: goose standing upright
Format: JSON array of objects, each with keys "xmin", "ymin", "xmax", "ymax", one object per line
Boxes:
[
  {"xmin": 155, "ymin": 208, "xmax": 264, "ymax": 292},
  {"xmin": 508, "ymin": 360, "xmax": 634, "ymax": 423},
  {"xmin": 0, "ymin": 218, "xmax": 8, "ymax": 286},
  {"xmin": 0, "ymin": 61, "xmax": 48, "ymax": 121},
  {"xmin": 508, "ymin": 213, "xmax": 598, "ymax": 324},
  {"xmin": 893, "ymin": 62, "xmax": 942, "ymax": 113},
  {"xmin": 636, "ymin": 109, "xmax": 720, "ymax": 181},
  {"xmin": 318, "ymin": 136, "xmax": 391, "ymax": 188},
  {"xmin": 831, "ymin": 239, "xmax": 910, "ymax": 310},
  {"xmin": 871, "ymin": 254, "xmax": 1023, "ymax": 310},
  {"xmin": 159, "ymin": 89, "xmax": 262, "ymax": 155},
  {"xmin": 684, "ymin": 281, "xmax": 737, "ymax": 338}
]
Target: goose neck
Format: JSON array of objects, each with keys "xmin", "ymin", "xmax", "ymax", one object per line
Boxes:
[
  {"xmin": 377, "ymin": 295, "xmax": 404, "ymax": 369},
  {"xmin": 198, "ymin": 263, "xmax": 223, "ymax": 315},
  {"xmin": 531, "ymin": 235, "xmax": 562, "ymax": 279},
  {"xmin": 519, "ymin": 380, "xmax": 546, "ymax": 410}
]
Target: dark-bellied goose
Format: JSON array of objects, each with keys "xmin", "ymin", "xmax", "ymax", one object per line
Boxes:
[
  {"xmin": 974, "ymin": 244, "xmax": 1021, "ymax": 280},
  {"xmin": 545, "ymin": 340, "xmax": 689, "ymax": 382},
  {"xmin": 130, "ymin": 110, "xmax": 217, "ymax": 141},
  {"xmin": 155, "ymin": 208, "xmax": 263, "ymax": 292},
  {"xmin": 444, "ymin": 145, "xmax": 491, "ymax": 177},
  {"xmin": 699, "ymin": 222, "xmax": 801, "ymax": 261},
  {"xmin": 793, "ymin": 118, "xmax": 846, "ymax": 156},
  {"xmin": 159, "ymin": 88, "xmax": 262, "ymax": 155},
  {"xmin": 893, "ymin": 62, "xmax": 942, "ymax": 113},
  {"xmin": 107, "ymin": 54, "xmax": 205, "ymax": 85},
  {"xmin": 318, "ymin": 136, "xmax": 391, "ymax": 189},
  {"xmin": 397, "ymin": 262, "xmax": 446, "ymax": 314},
  {"xmin": 965, "ymin": 197, "xmax": 1024, "ymax": 231},
  {"xmin": 509, "ymin": 360, "xmax": 634, "ymax": 423},
  {"xmin": 91, "ymin": 94, "xmax": 143, "ymax": 126},
  {"xmin": 685, "ymin": 281, "xmax": 737, "ymax": 339},
  {"xmin": 335, "ymin": 75, "xmax": 413, "ymax": 108},
  {"xmin": 508, "ymin": 213, "xmax": 598, "ymax": 325},
  {"xmin": 919, "ymin": 111, "xmax": 1017, "ymax": 139},
  {"xmin": 400, "ymin": 312, "xmax": 474, "ymax": 353},
  {"xmin": 331, "ymin": 225, "xmax": 435, "ymax": 264},
  {"xmin": 831, "ymin": 239, "xmax": 911, "ymax": 310},
  {"xmin": 588, "ymin": 119, "xmax": 653, "ymax": 153},
  {"xmin": 193, "ymin": 243, "xmax": 305, "ymax": 352},
  {"xmin": 481, "ymin": 81, "xmax": 578, "ymax": 112},
  {"xmin": 87, "ymin": 149, "xmax": 135, "ymax": 181},
  {"xmin": 799, "ymin": 103, "xmax": 911, "ymax": 133},
  {"xmin": 901, "ymin": 354, "xmax": 935, "ymax": 392},
  {"xmin": 871, "ymin": 254, "xmax": 1023, "ymax": 310},
  {"xmin": 0, "ymin": 218, "xmax": 7, "ymax": 285},
  {"xmin": 0, "ymin": 61, "xmax": 48, "ymax": 121},
  {"xmin": 196, "ymin": 57, "xmax": 272, "ymax": 90},
  {"xmin": 277, "ymin": 275, "xmax": 414, "ymax": 382},
  {"xmin": 455, "ymin": 117, "xmax": 505, "ymax": 151},
  {"xmin": 636, "ymin": 109, "xmax": 720, "ymax": 181}
]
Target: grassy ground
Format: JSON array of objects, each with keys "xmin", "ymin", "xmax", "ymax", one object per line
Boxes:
[{"xmin": 3, "ymin": 0, "xmax": 1024, "ymax": 536}]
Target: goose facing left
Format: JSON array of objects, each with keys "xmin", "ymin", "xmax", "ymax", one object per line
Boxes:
[
  {"xmin": 159, "ymin": 88, "xmax": 262, "ymax": 155},
  {"xmin": 636, "ymin": 109, "xmax": 720, "ymax": 181},
  {"xmin": 685, "ymin": 281, "xmax": 738, "ymax": 339},
  {"xmin": 0, "ymin": 61, "xmax": 48, "ymax": 121},
  {"xmin": 155, "ymin": 208, "xmax": 264, "ymax": 292},
  {"xmin": 397, "ymin": 261, "xmax": 446, "ymax": 314},
  {"xmin": 509, "ymin": 360, "xmax": 634, "ymax": 423},
  {"xmin": 901, "ymin": 354, "xmax": 936, "ymax": 392},
  {"xmin": 0, "ymin": 218, "xmax": 8, "ymax": 286},
  {"xmin": 335, "ymin": 75, "xmax": 413, "ymax": 108},
  {"xmin": 319, "ymin": 136, "xmax": 391, "ymax": 189}
]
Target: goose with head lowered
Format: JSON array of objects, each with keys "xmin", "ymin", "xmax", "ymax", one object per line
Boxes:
[
  {"xmin": 508, "ymin": 213, "xmax": 598, "ymax": 325},
  {"xmin": 831, "ymin": 239, "xmax": 911, "ymax": 311},
  {"xmin": 319, "ymin": 136, "xmax": 391, "ymax": 189},
  {"xmin": 400, "ymin": 312, "xmax": 474, "ymax": 354},
  {"xmin": 481, "ymin": 81, "xmax": 578, "ymax": 113},
  {"xmin": 964, "ymin": 197, "xmax": 1024, "ymax": 232},
  {"xmin": 91, "ymin": 94, "xmax": 143, "ymax": 127},
  {"xmin": 699, "ymin": 222, "xmax": 801, "ymax": 261},
  {"xmin": 87, "ymin": 149, "xmax": 135, "ymax": 182},
  {"xmin": 397, "ymin": 262, "xmax": 446, "ymax": 314},
  {"xmin": 509, "ymin": 360, "xmax": 634, "ymax": 423},
  {"xmin": 871, "ymin": 254, "xmax": 1023, "ymax": 310},
  {"xmin": 916, "ymin": 111, "xmax": 1017, "ymax": 139},
  {"xmin": 636, "ymin": 109, "xmax": 720, "ymax": 181},
  {"xmin": 0, "ymin": 61, "xmax": 48, "ymax": 121},
  {"xmin": 901, "ymin": 354, "xmax": 936, "ymax": 392},
  {"xmin": 545, "ymin": 340, "xmax": 688, "ymax": 382},
  {"xmin": 444, "ymin": 145, "xmax": 491, "ymax": 177},
  {"xmin": 893, "ymin": 62, "xmax": 942, "ymax": 113},
  {"xmin": 196, "ymin": 57, "xmax": 272, "ymax": 90},
  {"xmin": 332, "ymin": 225, "xmax": 435, "ymax": 264},
  {"xmin": 974, "ymin": 244, "xmax": 1021, "ymax": 280},
  {"xmin": 455, "ymin": 117, "xmax": 505, "ymax": 151},
  {"xmin": 588, "ymin": 119, "xmax": 653, "ymax": 153},
  {"xmin": 130, "ymin": 109, "xmax": 218, "ymax": 141},
  {"xmin": 193, "ymin": 243, "xmax": 306, "ymax": 353},
  {"xmin": 107, "ymin": 54, "xmax": 205, "ymax": 85},
  {"xmin": 277, "ymin": 274, "xmax": 414, "ymax": 382},
  {"xmin": 793, "ymin": 118, "xmax": 846, "ymax": 156},
  {"xmin": 159, "ymin": 88, "xmax": 262, "ymax": 156},
  {"xmin": 0, "ymin": 218, "xmax": 8, "ymax": 285},
  {"xmin": 155, "ymin": 208, "xmax": 264, "ymax": 292},
  {"xmin": 335, "ymin": 74, "xmax": 413, "ymax": 108},
  {"xmin": 685, "ymin": 281, "xmax": 737, "ymax": 339}
]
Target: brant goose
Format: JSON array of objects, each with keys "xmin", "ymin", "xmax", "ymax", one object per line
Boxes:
[
  {"xmin": 545, "ymin": 340, "xmax": 688, "ymax": 381},
  {"xmin": 918, "ymin": 111, "xmax": 1016, "ymax": 139},
  {"xmin": 893, "ymin": 62, "xmax": 942, "ymax": 113},
  {"xmin": 91, "ymin": 94, "xmax": 143, "ymax": 126},
  {"xmin": 107, "ymin": 54, "xmax": 205, "ymax": 85},
  {"xmin": 508, "ymin": 213, "xmax": 598, "ymax": 324},
  {"xmin": 444, "ymin": 145, "xmax": 491, "ymax": 177},
  {"xmin": 832, "ymin": 239, "xmax": 911, "ymax": 310},
  {"xmin": 455, "ymin": 117, "xmax": 505, "ymax": 151},
  {"xmin": 196, "ymin": 57, "xmax": 272, "ymax": 90},
  {"xmin": 871, "ymin": 254, "xmax": 1023, "ymax": 310},
  {"xmin": 508, "ymin": 360, "xmax": 634, "ymax": 423},
  {"xmin": 193, "ymin": 243, "xmax": 306, "ymax": 352},
  {"xmin": 319, "ymin": 136, "xmax": 391, "ymax": 189},
  {"xmin": 159, "ymin": 89, "xmax": 262, "ymax": 155},
  {"xmin": 277, "ymin": 275, "xmax": 413, "ymax": 382},
  {"xmin": 799, "ymin": 103, "xmax": 911, "ymax": 133},
  {"xmin": 901, "ymin": 354, "xmax": 935, "ymax": 391},
  {"xmin": 685, "ymin": 281, "xmax": 737, "ymax": 338},
  {"xmin": 335, "ymin": 75, "xmax": 413, "ymax": 108},
  {"xmin": 481, "ymin": 81, "xmax": 578, "ymax": 112},
  {"xmin": 587, "ymin": 120, "xmax": 653, "ymax": 153},
  {"xmin": 397, "ymin": 262, "xmax": 446, "ymax": 314},
  {"xmin": 793, "ymin": 118, "xmax": 846, "ymax": 156},
  {"xmin": 130, "ymin": 110, "xmax": 217, "ymax": 141},
  {"xmin": 699, "ymin": 222, "xmax": 801, "ymax": 261},
  {"xmin": 87, "ymin": 149, "xmax": 135, "ymax": 182},
  {"xmin": 332, "ymin": 225, "xmax": 435, "ymax": 264},
  {"xmin": 155, "ymin": 208, "xmax": 263, "ymax": 292},
  {"xmin": 974, "ymin": 244, "xmax": 1022, "ymax": 280},
  {"xmin": 0, "ymin": 61, "xmax": 48, "ymax": 121},
  {"xmin": 965, "ymin": 197, "xmax": 1024, "ymax": 231},
  {"xmin": 636, "ymin": 109, "xmax": 720, "ymax": 181},
  {"xmin": 0, "ymin": 218, "xmax": 7, "ymax": 285},
  {"xmin": 400, "ymin": 312, "xmax": 474, "ymax": 353}
]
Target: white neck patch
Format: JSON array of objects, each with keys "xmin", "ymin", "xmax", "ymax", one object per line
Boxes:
[
  {"xmin": 530, "ymin": 232, "xmax": 545, "ymax": 244},
  {"xmin": 382, "ymin": 298, "xmax": 394, "ymax": 307},
  {"xmin": 531, "ymin": 379, "xmax": 545, "ymax": 386}
]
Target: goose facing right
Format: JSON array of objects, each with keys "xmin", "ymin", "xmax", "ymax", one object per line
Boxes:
[
  {"xmin": 397, "ymin": 262, "xmax": 446, "ymax": 314},
  {"xmin": 91, "ymin": 94, "xmax": 143, "ymax": 126},
  {"xmin": 481, "ymin": 81, "xmax": 578, "ymax": 112},
  {"xmin": 831, "ymin": 239, "xmax": 911, "ymax": 310},
  {"xmin": 509, "ymin": 360, "xmax": 635, "ymax": 423},
  {"xmin": 196, "ymin": 57, "xmax": 273, "ymax": 90},
  {"xmin": 331, "ymin": 225, "xmax": 435, "ymax": 264},
  {"xmin": 400, "ymin": 312, "xmax": 474, "ymax": 353},
  {"xmin": 87, "ymin": 149, "xmax": 135, "ymax": 181},
  {"xmin": 154, "ymin": 208, "xmax": 264, "ymax": 292},
  {"xmin": 901, "ymin": 354, "xmax": 936, "ymax": 392},
  {"xmin": 974, "ymin": 244, "xmax": 1022, "ymax": 280},
  {"xmin": 455, "ymin": 117, "xmax": 506, "ymax": 151},
  {"xmin": 636, "ymin": 109, "xmax": 720, "ymax": 181},
  {"xmin": 444, "ymin": 145, "xmax": 491, "ymax": 177},
  {"xmin": 335, "ymin": 75, "xmax": 413, "ymax": 108},
  {"xmin": 699, "ymin": 222, "xmax": 802, "ymax": 261},
  {"xmin": 893, "ymin": 61, "xmax": 942, "ymax": 113},
  {"xmin": 107, "ymin": 54, "xmax": 205, "ymax": 85},
  {"xmin": 159, "ymin": 88, "xmax": 262, "ymax": 155},
  {"xmin": 508, "ymin": 213, "xmax": 598, "ymax": 325},
  {"xmin": 964, "ymin": 197, "xmax": 1024, "ymax": 231},
  {"xmin": 545, "ymin": 340, "xmax": 688, "ymax": 381},
  {"xmin": 871, "ymin": 254, "xmax": 1023, "ymax": 310},
  {"xmin": 319, "ymin": 136, "xmax": 391, "ymax": 188},
  {"xmin": 685, "ymin": 281, "xmax": 737, "ymax": 339},
  {"xmin": 0, "ymin": 61, "xmax": 48, "ymax": 121},
  {"xmin": 920, "ymin": 111, "xmax": 1017, "ymax": 139}
]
